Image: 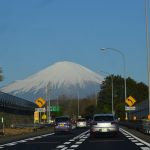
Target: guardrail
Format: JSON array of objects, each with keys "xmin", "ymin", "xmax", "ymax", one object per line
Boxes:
[{"xmin": 120, "ymin": 119, "xmax": 150, "ymax": 134}]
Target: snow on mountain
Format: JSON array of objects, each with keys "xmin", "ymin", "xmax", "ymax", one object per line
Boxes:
[{"xmin": 1, "ymin": 61, "xmax": 104, "ymax": 102}]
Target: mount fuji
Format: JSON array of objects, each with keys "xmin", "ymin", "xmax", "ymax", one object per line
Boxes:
[{"xmin": 1, "ymin": 61, "xmax": 104, "ymax": 102}]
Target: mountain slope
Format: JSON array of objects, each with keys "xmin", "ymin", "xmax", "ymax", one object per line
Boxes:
[{"xmin": 1, "ymin": 61, "xmax": 103, "ymax": 101}]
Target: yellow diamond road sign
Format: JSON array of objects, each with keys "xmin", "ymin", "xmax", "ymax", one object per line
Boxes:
[
  {"xmin": 35, "ymin": 97, "xmax": 46, "ymax": 108},
  {"xmin": 125, "ymin": 96, "xmax": 136, "ymax": 107}
]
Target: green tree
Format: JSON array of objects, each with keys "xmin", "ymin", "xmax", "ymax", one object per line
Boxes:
[{"xmin": 98, "ymin": 75, "xmax": 148, "ymax": 120}]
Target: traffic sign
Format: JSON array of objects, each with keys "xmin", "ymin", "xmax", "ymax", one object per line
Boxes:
[
  {"xmin": 125, "ymin": 106, "xmax": 136, "ymax": 111},
  {"xmin": 42, "ymin": 114, "xmax": 47, "ymax": 120},
  {"xmin": 47, "ymin": 105, "xmax": 60, "ymax": 112},
  {"xmin": 34, "ymin": 111, "xmax": 39, "ymax": 123},
  {"xmin": 35, "ymin": 97, "xmax": 46, "ymax": 108},
  {"xmin": 35, "ymin": 108, "xmax": 46, "ymax": 112},
  {"xmin": 125, "ymin": 96, "xmax": 136, "ymax": 107}
]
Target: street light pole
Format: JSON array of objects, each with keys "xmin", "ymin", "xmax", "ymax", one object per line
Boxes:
[
  {"xmin": 145, "ymin": 0, "xmax": 150, "ymax": 118},
  {"xmin": 100, "ymin": 48, "xmax": 127, "ymax": 118},
  {"xmin": 77, "ymin": 90, "xmax": 80, "ymax": 118}
]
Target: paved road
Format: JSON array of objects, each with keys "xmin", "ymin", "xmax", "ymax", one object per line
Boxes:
[{"xmin": 0, "ymin": 128, "xmax": 149, "ymax": 150}]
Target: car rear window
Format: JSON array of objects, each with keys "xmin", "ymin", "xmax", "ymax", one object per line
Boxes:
[
  {"xmin": 94, "ymin": 116, "xmax": 114, "ymax": 121},
  {"xmin": 77, "ymin": 118, "xmax": 86, "ymax": 121},
  {"xmin": 55, "ymin": 117, "xmax": 70, "ymax": 122}
]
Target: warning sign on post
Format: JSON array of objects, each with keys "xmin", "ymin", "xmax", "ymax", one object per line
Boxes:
[
  {"xmin": 125, "ymin": 96, "xmax": 136, "ymax": 107},
  {"xmin": 35, "ymin": 97, "xmax": 46, "ymax": 108}
]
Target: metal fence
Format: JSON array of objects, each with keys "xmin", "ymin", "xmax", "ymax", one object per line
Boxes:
[{"xmin": 0, "ymin": 91, "xmax": 36, "ymax": 113}]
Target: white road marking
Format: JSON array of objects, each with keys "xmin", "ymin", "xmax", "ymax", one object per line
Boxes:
[
  {"xmin": 0, "ymin": 132, "xmax": 55, "ymax": 149},
  {"xmin": 76, "ymin": 142, "xmax": 82, "ymax": 144},
  {"xmin": 79, "ymin": 139, "xmax": 86, "ymax": 142},
  {"xmin": 126, "ymin": 136, "xmax": 131, "ymax": 138},
  {"xmin": 120, "ymin": 128, "xmax": 150, "ymax": 147},
  {"xmin": 61, "ymin": 147, "xmax": 68, "ymax": 150},
  {"xmin": 57, "ymin": 145, "xmax": 66, "ymax": 148},
  {"xmin": 69, "ymin": 139, "xmax": 75, "ymax": 142},
  {"xmin": 128, "ymin": 138, "xmax": 135, "ymax": 140},
  {"xmin": 64, "ymin": 142, "xmax": 71, "ymax": 145},
  {"xmin": 5, "ymin": 142, "xmax": 18, "ymax": 146},
  {"xmin": 71, "ymin": 145, "xmax": 79, "ymax": 148},
  {"xmin": 55, "ymin": 130, "xmax": 89, "ymax": 150},
  {"xmin": 17, "ymin": 140, "xmax": 27, "ymax": 143},
  {"xmin": 140, "ymin": 147, "xmax": 150, "ymax": 150},
  {"xmin": 73, "ymin": 130, "xmax": 89, "ymax": 140},
  {"xmin": 135, "ymin": 143, "xmax": 144, "ymax": 146},
  {"xmin": 131, "ymin": 140, "xmax": 138, "ymax": 143}
]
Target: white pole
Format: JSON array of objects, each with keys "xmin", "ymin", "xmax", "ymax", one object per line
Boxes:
[
  {"xmin": 77, "ymin": 90, "xmax": 80, "ymax": 118},
  {"xmin": 1, "ymin": 117, "xmax": 4, "ymax": 135},
  {"xmin": 46, "ymin": 83, "xmax": 48, "ymax": 123},
  {"xmin": 100, "ymin": 48, "xmax": 127, "ymax": 118},
  {"xmin": 145, "ymin": 0, "xmax": 150, "ymax": 117},
  {"xmin": 111, "ymin": 75, "xmax": 114, "ymax": 114}
]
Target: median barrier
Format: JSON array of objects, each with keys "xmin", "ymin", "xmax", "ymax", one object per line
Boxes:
[{"xmin": 120, "ymin": 119, "xmax": 150, "ymax": 135}]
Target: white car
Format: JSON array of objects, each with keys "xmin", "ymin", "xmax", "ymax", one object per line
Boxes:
[
  {"xmin": 90, "ymin": 114, "xmax": 119, "ymax": 137},
  {"xmin": 76, "ymin": 118, "xmax": 87, "ymax": 128}
]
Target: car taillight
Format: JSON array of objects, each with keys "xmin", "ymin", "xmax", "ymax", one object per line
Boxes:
[{"xmin": 111, "ymin": 121, "xmax": 117, "ymax": 125}]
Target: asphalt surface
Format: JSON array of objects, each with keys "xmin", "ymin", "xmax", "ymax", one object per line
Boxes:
[{"xmin": 0, "ymin": 128, "xmax": 149, "ymax": 150}]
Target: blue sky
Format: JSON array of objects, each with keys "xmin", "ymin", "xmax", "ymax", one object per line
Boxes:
[{"xmin": 0, "ymin": 0, "xmax": 149, "ymax": 87}]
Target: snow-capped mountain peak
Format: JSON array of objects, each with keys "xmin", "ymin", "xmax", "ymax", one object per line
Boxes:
[{"xmin": 1, "ymin": 61, "xmax": 104, "ymax": 101}]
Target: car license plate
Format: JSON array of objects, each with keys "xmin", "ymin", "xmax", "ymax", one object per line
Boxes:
[
  {"xmin": 59, "ymin": 124, "xmax": 64, "ymax": 127},
  {"xmin": 101, "ymin": 128, "xmax": 107, "ymax": 132}
]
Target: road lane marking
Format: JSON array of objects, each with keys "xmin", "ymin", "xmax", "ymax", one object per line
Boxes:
[
  {"xmin": 61, "ymin": 147, "xmax": 68, "ymax": 150},
  {"xmin": 71, "ymin": 145, "xmax": 79, "ymax": 148},
  {"xmin": 26, "ymin": 141, "xmax": 59, "ymax": 144},
  {"xmin": 79, "ymin": 139, "xmax": 86, "ymax": 142},
  {"xmin": 135, "ymin": 143, "xmax": 144, "ymax": 146},
  {"xmin": 131, "ymin": 140, "xmax": 138, "ymax": 143},
  {"xmin": 140, "ymin": 147, "xmax": 150, "ymax": 150},
  {"xmin": 57, "ymin": 145, "xmax": 65, "ymax": 148},
  {"xmin": 75, "ymin": 142, "xmax": 82, "ymax": 144},
  {"xmin": 5, "ymin": 142, "xmax": 18, "ymax": 146},
  {"xmin": 69, "ymin": 140, "xmax": 75, "ymax": 142},
  {"xmin": 0, "ymin": 132, "xmax": 55, "ymax": 149},
  {"xmin": 64, "ymin": 142, "xmax": 71, "ymax": 145},
  {"xmin": 17, "ymin": 140, "xmax": 27, "ymax": 143},
  {"xmin": 120, "ymin": 128, "xmax": 150, "ymax": 147},
  {"xmin": 126, "ymin": 135, "xmax": 131, "ymax": 138},
  {"xmin": 128, "ymin": 138, "xmax": 134, "ymax": 140},
  {"xmin": 73, "ymin": 130, "xmax": 89, "ymax": 140},
  {"xmin": 56, "ymin": 130, "xmax": 89, "ymax": 149}
]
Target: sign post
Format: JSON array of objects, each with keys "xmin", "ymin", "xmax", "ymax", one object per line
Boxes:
[
  {"xmin": 125, "ymin": 96, "xmax": 136, "ymax": 120},
  {"xmin": 1, "ymin": 117, "xmax": 4, "ymax": 135},
  {"xmin": 34, "ymin": 97, "xmax": 46, "ymax": 124},
  {"xmin": 34, "ymin": 111, "xmax": 39, "ymax": 123}
]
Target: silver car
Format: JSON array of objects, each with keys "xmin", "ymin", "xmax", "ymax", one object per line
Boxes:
[
  {"xmin": 54, "ymin": 116, "xmax": 72, "ymax": 133},
  {"xmin": 76, "ymin": 118, "xmax": 87, "ymax": 128},
  {"xmin": 90, "ymin": 114, "xmax": 119, "ymax": 137}
]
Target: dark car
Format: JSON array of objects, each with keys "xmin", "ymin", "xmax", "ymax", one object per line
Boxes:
[{"xmin": 54, "ymin": 116, "xmax": 72, "ymax": 133}]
